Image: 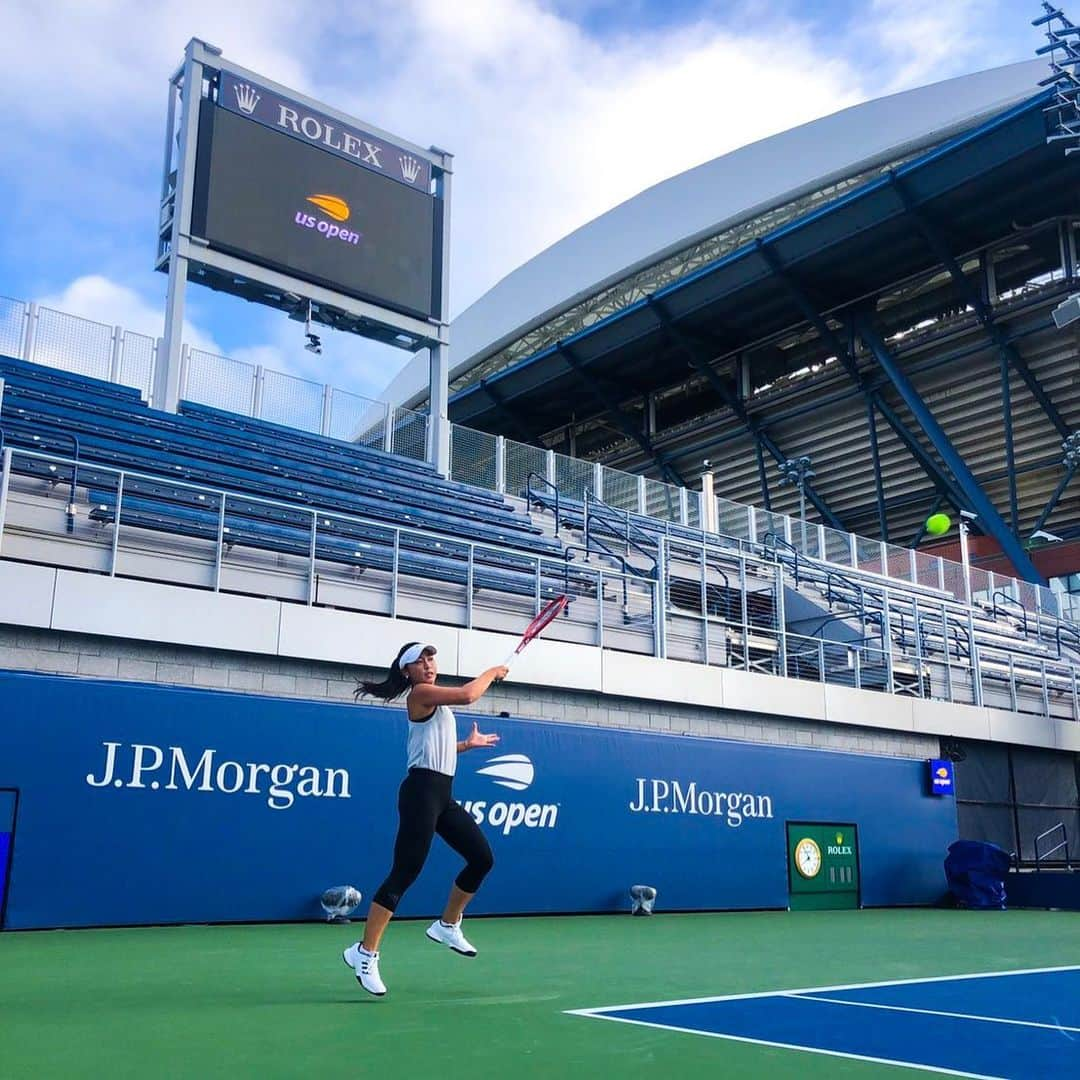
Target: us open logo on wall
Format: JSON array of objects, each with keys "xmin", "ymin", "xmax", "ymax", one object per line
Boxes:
[
  {"xmin": 461, "ymin": 754, "xmax": 559, "ymax": 836},
  {"xmin": 928, "ymin": 758, "xmax": 955, "ymax": 796},
  {"xmin": 476, "ymin": 753, "xmax": 534, "ymax": 791}
]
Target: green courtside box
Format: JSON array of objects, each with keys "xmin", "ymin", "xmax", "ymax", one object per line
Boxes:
[{"xmin": 787, "ymin": 822, "xmax": 860, "ymax": 910}]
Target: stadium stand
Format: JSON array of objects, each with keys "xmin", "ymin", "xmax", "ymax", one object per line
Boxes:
[
  {"xmin": 3, "ymin": 350, "xmax": 1080, "ymax": 723},
  {"xmin": 0, "ymin": 353, "xmax": 645, "ymax": 649}
]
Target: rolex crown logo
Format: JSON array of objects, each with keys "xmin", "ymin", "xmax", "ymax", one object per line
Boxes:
[
  {"xmin": 233, "ymin": 83, "xmax": 260, "ymax": 115},
  {"xmin": 399, "ymin": 154, "xmax": 421, "ymax": 184}
]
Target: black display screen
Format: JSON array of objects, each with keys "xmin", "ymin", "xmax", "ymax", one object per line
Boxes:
[{"xmin": 191, "ymin": 105, "xmax": 439, "ymax": 319}]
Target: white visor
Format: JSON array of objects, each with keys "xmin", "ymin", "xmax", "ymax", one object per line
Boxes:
[{"xmin": 398, "ymin": 643, "xmax": 436, "ymax": 669}]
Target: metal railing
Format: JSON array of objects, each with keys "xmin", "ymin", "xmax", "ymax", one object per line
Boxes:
[
  {"xmin": 0, "ymin": 297, "xmax": 429, "ymax": 462},
  {"xmin": 526, "ymin": 472, "xmax": 561, "ymax": 533},
  {"xmin": 0, "ymin": 290, "xmax": 1073, "ymax": 633},
  {"xmin": 1034, "ymin": 822, "xmax": 1070, "ymax": 869},
  {"xmin": 3, "ymin": 443, "xmax": 1080, "ymax": 720},
  {"xmin": 0, "ymin": 446, "xmax": 658, "ymax": 655}
]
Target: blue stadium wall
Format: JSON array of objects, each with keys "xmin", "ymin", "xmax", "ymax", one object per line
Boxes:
[{"xmin": 0, "ymin": 671, "xmax": 956, "ymax": 929}]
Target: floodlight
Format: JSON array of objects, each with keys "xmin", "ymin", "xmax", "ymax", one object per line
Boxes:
[{"xmin": 1052, "ymin": 293, "xmax": 1080, "ymax": 328}]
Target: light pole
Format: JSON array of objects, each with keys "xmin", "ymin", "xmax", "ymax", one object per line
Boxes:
[
  {"xmin": 700, "ymin": 459, "xmax": 718, "ymax": 535},
  {"xmin": 778, "ymin": 456, "xmax": 815, "ymax": 553},
  {"xmin": 958, "ymin": 511, "xmax": 975, "ymax": 606}
]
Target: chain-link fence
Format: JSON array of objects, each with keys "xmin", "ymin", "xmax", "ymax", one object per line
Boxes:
[
  {"xmin": 32, "ymin": 306, "xmax": 113, "ymax": 381},
  {"xmin": 855, "ymin": 535, "xmax": 884, "ymax": 576},
  {"xmin": 969, "ymin": 566, "xmax": 993, "ymax": 605},
  {"xmin": 716, "ymin": 497, "xmax": 751, "ymax": 541},
  {"xmin": 260, "ymin": 368, "xmax": 324, "ymax": 433},
  {"xmin": 554, "ymin": 451, "xmax": 595, "ymax": 502},
  {"xmin": 329, "ymin": 388, "xmax": 387, "ymax": 447},
  {"xmin": 1040, "ymin": 584, "xmax": 1062, "ymax": 619},
  {"xmin": 0, "ymin": 296, "xmax": 27, "ymax": 358},
  {"xmin": 451, "ymin": 425, "xmax": 498, "ymax": 490},
  {"xmin": 755, "ymin": 507, "xmax": 788, "ymax": 546},
  {"xmin": 118, "ymin": 331, "xmax": 156, "ymax": 399},
  {"xmin": 391, "ymin": 406, "xmax": 428, "ymax": 463},
  {"xmin": 645, "ymin": 477, "xmax": 680, "ymax": 522},
  {"xmin": 940, "ymin": 557, "xmax": 968, "ymax": 603},
  {"xmin": 792, "ymin": 520, "xmax": 822, "ymax": 559},
  {"xmin": 822, "ymin": 525, "xmax": 852, "ymax": 567},
  {"xmin": 183, "ymin": 348, "xmax": 257, "ymax": 415},
  {"xmin": 504, "ymin": 439, "xmax": 547, "ymax": 499},
  {"xmin": 884, "ymin": 542, "xmax": 912, "ymax": 583},
  {"xmin": 601, "ymin": 466, "xmax": 639, "ymax": 512},
  {"xmin": 685, "ymin": 492, "xmax": 702, "ymax": 528},
  {"xmin": 913, "ymin": 550, "xmax": 941, "ymax": 591}
]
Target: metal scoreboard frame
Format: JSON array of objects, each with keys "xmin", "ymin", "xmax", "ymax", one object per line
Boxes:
[{"xmin": 155, "ymin": 39, "xmax": 453, "ymax": 473}]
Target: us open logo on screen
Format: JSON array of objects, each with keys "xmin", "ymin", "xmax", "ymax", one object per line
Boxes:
[
  {"xmin": 294, "ymin": 193, "xmax": 362, "ymax": 245},
  {"xmin": 461, "ymin": 753, "xmax": 558, "ymax": 836}
]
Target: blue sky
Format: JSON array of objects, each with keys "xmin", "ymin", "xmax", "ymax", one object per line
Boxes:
[{"xmin": 0, "ymin": 1, "xmax": 1047, "ymax": 400}]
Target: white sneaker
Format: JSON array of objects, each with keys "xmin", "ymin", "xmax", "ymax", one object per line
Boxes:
[
  {"xmin": 343, "ymin": 942, "xmax": 387, "ymax": 995},
  {"xmin": 425, "ymin": 918, "xmax": 477, "ymax": 957}
]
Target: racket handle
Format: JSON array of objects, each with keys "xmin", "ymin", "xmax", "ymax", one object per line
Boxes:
[{"xmin": 501, "ymin": 650, "xmax": 519, "ymax": 669}]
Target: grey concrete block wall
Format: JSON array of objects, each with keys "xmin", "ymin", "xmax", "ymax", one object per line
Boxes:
[{"xmin": 0, "ymin": 623, "xmax": 939, "ymax": 760}]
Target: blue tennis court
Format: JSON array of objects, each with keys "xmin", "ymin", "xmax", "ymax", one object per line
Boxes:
[{"xmin": 569, "ymin": 966, "xmax": 1080, "ymax": 1078}]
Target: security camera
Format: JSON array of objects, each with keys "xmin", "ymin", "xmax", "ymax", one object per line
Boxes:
[
  {"xmin": 1030, "ymin": 529, "xmax": 1063, "ymax": 543},
  {"xmin": 959, "ymin": 510, "xmax": 978, "ymax": 522},
  {"xmin": 303, "ymin": 299, "xmax": 322, "ymax": 354},
  {"xmin": 1053, "ymin": 293, "xmax": 1080, "ymax": 329}
]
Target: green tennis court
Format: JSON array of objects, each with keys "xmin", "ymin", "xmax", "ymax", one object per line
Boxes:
[{"xmin": 2, "ymin": 909, "xmax": 1077, "ymax": 1078}]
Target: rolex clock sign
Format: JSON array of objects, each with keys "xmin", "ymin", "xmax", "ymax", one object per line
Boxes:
[{"xmin": 787, "ymin": 822, "xmax": 860, "ymax": 910}]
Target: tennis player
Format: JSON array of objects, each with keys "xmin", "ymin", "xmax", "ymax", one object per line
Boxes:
[{"xmin": 342, "ymin": 642, "xmax": 508, "ymax": 996}]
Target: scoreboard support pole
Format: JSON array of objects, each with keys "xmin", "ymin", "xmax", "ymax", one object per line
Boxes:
[
  {"xmin": 157, "ymin": 39, "xmax": 208, "ymax": 414},
  {"xmin": 428, "ymin": 341, "xmax": 451, "ymax": 477},
  {"xmin": 428, "ymin": 157, "xmax": 453, "ymax": 477}
]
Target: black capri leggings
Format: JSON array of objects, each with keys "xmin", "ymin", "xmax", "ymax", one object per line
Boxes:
[{"xmin": 372, "ymin": 768, "xmax": 494, "ymax": 913}]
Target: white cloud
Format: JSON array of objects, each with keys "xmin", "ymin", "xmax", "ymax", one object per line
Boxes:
[
  {"xmin": 38, "ymin": 274, "xmax": 221, "ymax": 355},
  {"xmin": 35, "ymin": 273, "xmax": 406, "ymax": 404},
  {"xmin": 314, "ymin": 0, "xmax": 1016, "ymax": 316},
  {"xmin": 865, "ymin": 0, "xmax": 1003, "ymax": 93},
  {"xmin": 2, "ymin": 0, "xmax": 1038, "ymax": 406},
  {"xmin": 0, "ymin": 2, "xmax": 314, "ymax": 135}
]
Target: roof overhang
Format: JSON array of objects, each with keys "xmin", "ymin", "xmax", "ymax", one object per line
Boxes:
[{"xmin": 449, "ymin": 89, "xmax": 1070, "ymax": 436}]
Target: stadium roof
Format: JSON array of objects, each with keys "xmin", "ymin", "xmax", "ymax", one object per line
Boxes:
[{"xmin": 383, "ymin": 58, "xmax": 1047, "ymax": 412}]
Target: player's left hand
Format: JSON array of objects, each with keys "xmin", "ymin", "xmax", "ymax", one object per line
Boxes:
[{"xmin": 465, "ymin": 722, "xmax": 499, "ymax": 749}]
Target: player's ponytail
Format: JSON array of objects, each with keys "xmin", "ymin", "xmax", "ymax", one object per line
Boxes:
[{"xmin": 355, "ymin": 642, "xmax": 420, "ymax": 701}]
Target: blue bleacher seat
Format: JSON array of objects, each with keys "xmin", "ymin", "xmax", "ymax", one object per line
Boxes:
[{"xmin": 0, "ymin": 357, "xmax": 572, "ymax": 600}]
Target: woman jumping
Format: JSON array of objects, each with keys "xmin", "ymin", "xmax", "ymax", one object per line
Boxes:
[{"xmin": 342, "ymin": 641, "xmax": 508, "ymax": 996}]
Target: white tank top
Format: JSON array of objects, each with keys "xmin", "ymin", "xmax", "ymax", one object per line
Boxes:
[{"xmin": 406, "ymin": 703, "xmax": 458, "ymax": 777}]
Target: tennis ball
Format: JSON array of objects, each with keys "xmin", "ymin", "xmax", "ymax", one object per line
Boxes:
[{"xmin": 925, "ymin": 513, "xmax": 952, "ymax": 536}]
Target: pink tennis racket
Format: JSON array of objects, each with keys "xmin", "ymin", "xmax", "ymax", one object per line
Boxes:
[{"xmin": 502, "ymin": 594, "xmax": 568, "ymax": 668}]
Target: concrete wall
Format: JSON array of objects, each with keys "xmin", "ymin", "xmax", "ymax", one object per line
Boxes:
[
  {"xmin": 3, "ymin": 559, "xmax": 1069, "ymax": 758},
  {"xmin": 0, "ymin": 622, "xmax": 936, "ymax": 760}
]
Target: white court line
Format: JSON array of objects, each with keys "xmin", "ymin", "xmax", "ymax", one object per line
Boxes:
[
  {"xmin": 565, "ymin": 963, "xmax": 1080, "ymax": 1016},
  {"xmin": 575, "ymin": 1012, "xmax": 1006, "ymax": 1080},
  {"xmin": 787, "ymin": 993, "xmax": 1080, "ymax": 1034}
]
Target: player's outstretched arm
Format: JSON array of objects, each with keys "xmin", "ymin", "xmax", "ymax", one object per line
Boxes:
[{"xmin": 409, "ymin": 666, "xmax": 508, "ymax": 709}]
